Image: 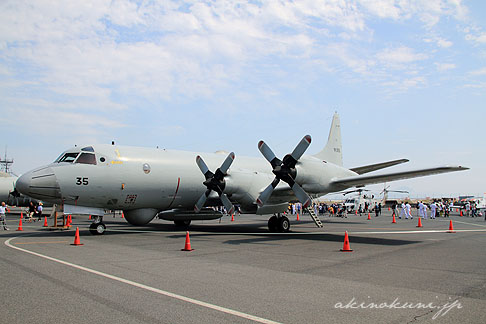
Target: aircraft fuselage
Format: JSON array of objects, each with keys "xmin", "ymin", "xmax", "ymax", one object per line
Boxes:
[{"xmin": 16, "ymin": 144, "xmax": 354, "ymax": 214}]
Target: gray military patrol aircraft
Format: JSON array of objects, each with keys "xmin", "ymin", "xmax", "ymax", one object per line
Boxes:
[{"xmin": 15, "ymin": 113, "xmax": 468, "ymax": 234}]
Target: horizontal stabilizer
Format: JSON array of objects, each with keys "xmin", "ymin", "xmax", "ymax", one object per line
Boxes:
[
  {"xmin": 350, "ymin": 159, "xmax": 409, "ymax": 175},
  {"xmin": 332, "ymin": 166, "xmax": 469, "ymax": 188}
]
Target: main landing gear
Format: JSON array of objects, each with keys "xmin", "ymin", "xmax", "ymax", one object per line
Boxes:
[
  {"xmin": 89, "ymin": 216, "xmax": 106, "ymax": 235},
  {"xmin": 268, "ymin": 214, "xmax": 290, "ymax": 232}
]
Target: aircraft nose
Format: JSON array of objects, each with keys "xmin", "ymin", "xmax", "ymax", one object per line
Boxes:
[
  {"xmin": 15, "ymin": 172, "xmax": 31, "ymax": 195},
  {"xmin": 16, "ymin": 166, "xmax": 61, "ymax": 201}
]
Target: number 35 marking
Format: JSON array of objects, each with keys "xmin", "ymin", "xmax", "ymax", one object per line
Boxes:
[{"xmin": 76, "ymin": 177, "xmax": 89, "ymax": 185}]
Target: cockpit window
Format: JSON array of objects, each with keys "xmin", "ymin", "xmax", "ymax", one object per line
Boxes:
[
  {"xmin": 58, "ymin": 152, "xmax": 79, "ymax": 163},
  {"xmin": 75, "ymin": 153, "xmax": 97, "ymax": 165},
  {"xmin": 81, "ymin": 146, "xmax": 95, "ymax": 152}
]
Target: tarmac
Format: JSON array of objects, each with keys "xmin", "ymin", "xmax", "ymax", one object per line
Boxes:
[{"xmin": 1, "ymin": 210, "xmax": 485, "ymax": 324}]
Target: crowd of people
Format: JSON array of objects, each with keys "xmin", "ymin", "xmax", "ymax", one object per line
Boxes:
[{"xmin": 287, "ymin": 199, "xmax": 483, "ymax": 220}]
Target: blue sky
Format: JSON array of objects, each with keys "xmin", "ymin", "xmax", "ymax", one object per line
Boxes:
[{"xmin": 1, "ymin": 0, "xmax": 485, "ymax": 198}]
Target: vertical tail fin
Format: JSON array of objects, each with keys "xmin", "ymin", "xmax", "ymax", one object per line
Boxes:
[{"xmin": 313, "ymin": 112, "xmax": 343, "ymax": 166}]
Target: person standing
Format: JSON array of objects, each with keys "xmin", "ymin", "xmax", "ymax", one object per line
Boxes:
[
  {"xmin": 400, "ymin": 202, "xmax": 406, "ymax": 219},
  {"xmin": 406, "ymin": 202, "xmax": 412, "ymax": 219},
  {"xmin": 465, "ymin": 202, "xmax": 471, "ymax": 217},
  {"xmin": 0, "ymin": 202, "xmax": 8, "ymax": 230},
  {"xmin": 27, "ymin": 201, "xmax": 36, "ymax": 222},
  {"xmin": 418, "ymin": 201, "xmax": 424, "ymax": 219},
  {"xmin": 37, "ymin": 202, "xmax": 43, "ymax": 221},
  {"xmin": 423, "ymin": 203, "xmax": 429, "ymax": 219},
  {"xmin": 430, "ymin": 201, "xmax": 437, "ymax": 219}
]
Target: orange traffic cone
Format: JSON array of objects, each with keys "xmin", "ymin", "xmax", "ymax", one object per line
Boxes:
[
  {"xmin": 89, "ymin": 214, "xmax": 91, "ymax": 220},
  {"xmin": 20, "ymin": 211, "xmax": 23, "ymax": 219},
  {"xmin": 71, "ymin": 227, "xmax": 83, "ymax": 246},
  {"xmin": 231, "ymin": 214, "xmax": 234, "ymax": 222},
  {"xmin": 121, "ymin": 212, "xmax": 124, "ymax": 218},
  {"xmin": 43, "ymin": 216, "xmax": 48, "ymax": 227},
  {"xmin": 340, "ymin": 231, "xmax": 353, "ymax": 252},
  {"xmin": 416, "ymin": 217, "xmax": 423, "ymax": 228},
  {"xmin": 66, "ymin": 215, "xmax": 71, "ymax": 227},
  {"xmin": 367, "ymin": 213, "xmax": 371, "ymax": 220},
  {"xmin": 447, "ymin": 220, "xmax": 455, "ymax": 233},
  {"xmin": 16, "ymin": 218, "xmax": 23, "ymax": 231},
  {"xmin": 460, "ymin": 210, "xmax": 463, "ymax": 217},
  {"xmin": 296, "ymin": 213, "xmax": 300, "ymax": 221},
  {"xmin": 388, "ymin": 207, "xmax": 391, "ymax": 211},
  {"xmin": 181, "ymin": 231, "xmax": 194, "ymax": 251},
  {"xmin": 392, "ymin": 214, "xmax": 396, "ymax": 223}
]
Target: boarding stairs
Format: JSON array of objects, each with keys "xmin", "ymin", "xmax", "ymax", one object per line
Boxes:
[{"xmin": 306, "ymin": 205, "xmax": 323, "ymax": 228}]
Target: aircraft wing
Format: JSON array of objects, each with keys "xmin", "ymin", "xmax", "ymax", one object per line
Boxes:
[
  {"xmin": 350, "ymin": 159, "xmax": 409, "ymax": 175},
  {"xmin": 332, "ymin": 165, "xmax": 469, "ymax": 188}
]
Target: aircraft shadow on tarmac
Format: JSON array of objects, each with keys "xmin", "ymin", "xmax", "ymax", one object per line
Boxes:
[
  {"xmin": 1, "ymin": 219, "xmax": 421, "ymax": 247},
  {"xmin": 217, "ymin": 234, "xmax": 421, "ymax": 246}
]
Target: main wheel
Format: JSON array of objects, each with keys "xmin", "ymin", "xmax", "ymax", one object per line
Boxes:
[
  {"xmin": 268, "ymin": 216, "xmax": 278, "ymax": 232},
  {"xmin": 174, "ymin": 220, "xmax": 191, "ymax": 227},
  {"xmin": 278, "ymin": 216, "xmax": 290, "ymax": 232},
  {"xmin": 89, "ymin": 222, "xmax": 106, "ymax": 235}
]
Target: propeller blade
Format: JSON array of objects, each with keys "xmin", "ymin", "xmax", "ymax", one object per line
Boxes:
[
  {"xmin": 194, "ymin": 191, "xmax": 209, "ymax": 212},
  {"xmin": 291, "ymin": 183, "xmax": 312, "ymax": 208},
  {"xmin": 219, "ymin": 194, "xmax": 235, "ymax": 214},
  {"xmin": 196, "ymin": 155, "xmax": 211, "ymax": 178},
  {"xmin": 256, "ymin": 178, "xmax": 280, "ymax": 207},
  {"xmin": 219, "ymin": 152, "xmax": 235, "ymax": 175},
  {"xmin": 290, "ymin": 135, "xmax": 311, "ymax": 161},
  {"xmin": 258, "ymin": 141, "xmax": 279, "ymax": 166}
]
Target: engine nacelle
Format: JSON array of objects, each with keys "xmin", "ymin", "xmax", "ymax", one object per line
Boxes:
[{"xmin": 123, "ymin": 208, "xmax": 158, "ymax": 226}]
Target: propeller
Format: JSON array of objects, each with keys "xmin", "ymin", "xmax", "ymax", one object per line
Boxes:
[
  {"xmin": 256, "ymin": 135, "xmax": 312, "ymax": 208},
  {"xmin": 194, "ymin": 152, "xmax": 235, "ymax": 214}
]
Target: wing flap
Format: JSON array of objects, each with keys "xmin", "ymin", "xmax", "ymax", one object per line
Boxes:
[{"xmin": 332, "ymin": 166, "xmax": 469, "ymax": 187}]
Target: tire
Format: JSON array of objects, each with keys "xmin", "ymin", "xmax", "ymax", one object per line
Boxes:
[
  {"xmin": 279, "ymin": 216, "xmax": 290, "ymax": 232},
  {"xmin": 268, "ymin": 216, "xmax": 278, "ymax": 232},
  {"xmin": 89, "ymin": 222, "xmax": 106, "ymax": 235},
  {"xmin": 174, "ymin": 220, "xmax": 191, "ymax": 227}
]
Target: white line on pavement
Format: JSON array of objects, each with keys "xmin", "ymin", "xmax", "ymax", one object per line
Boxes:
[{"xmin": 4, "ymin": 237, "xmax": 281, "ymax": 324}]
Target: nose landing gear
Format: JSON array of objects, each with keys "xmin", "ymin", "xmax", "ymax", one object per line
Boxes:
[{"xmin": 89, "ymin": 216, "xmax": 106, "ymax": 235}]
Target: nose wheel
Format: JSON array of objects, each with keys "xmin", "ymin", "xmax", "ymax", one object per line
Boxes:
[
  {"xmin": 268, "ymin": 214, "xmax": 290, "ymax": 232},
  {"xmin": 89, "ymin": 216, "xmax": 106, "ymax": 235}
]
